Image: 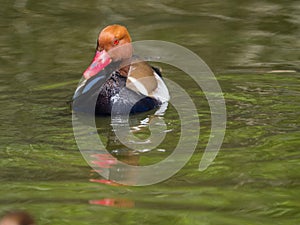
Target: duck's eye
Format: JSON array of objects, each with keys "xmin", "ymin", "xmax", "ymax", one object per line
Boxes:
[{"xmin": 113, "ymin": 39, "xmax": 119, "ymax": 45}]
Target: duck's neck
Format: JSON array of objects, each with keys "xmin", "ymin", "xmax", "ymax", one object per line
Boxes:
[{"xmin": 118, "ymin": 65, "xmax": 130, "ymax": 77}]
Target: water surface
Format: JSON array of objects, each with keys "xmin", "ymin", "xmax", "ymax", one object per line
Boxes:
[{"xmin": 0, "ymin": 0, "xmax": 299, "ymax": 224}]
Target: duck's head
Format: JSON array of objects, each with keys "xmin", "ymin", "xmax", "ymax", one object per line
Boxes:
[
  {"xmin": 0, "ymin": 211, "xmax": 35, "ymax": 225},
  {"xmin": 83, "ymin": 24, "xmax": 132, "ymax": 79}
]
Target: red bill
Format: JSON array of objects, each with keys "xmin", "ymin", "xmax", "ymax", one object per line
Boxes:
[{"xmin": 83, "ymin": 50, "xmax": 112, "ymax": 79}]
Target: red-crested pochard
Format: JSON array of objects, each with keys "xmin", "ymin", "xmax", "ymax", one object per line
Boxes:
[{"xmin": 73, "ymin": 24, "xmax": 169, "ymax": 115}]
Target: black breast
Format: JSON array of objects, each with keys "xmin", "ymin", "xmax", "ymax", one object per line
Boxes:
[
  {"xmin": 73, "ymin": 66, "xmax": 161, "ymax": 116},
  {"xmin": 95, "ymin": 72, "xmax": 160, "ymax": 115}
]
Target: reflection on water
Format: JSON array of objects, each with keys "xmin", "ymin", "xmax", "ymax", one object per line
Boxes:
[
  {"xmin": 89, "ymin": 198, "xmax": 135, "ymax": 208},
  {"xmin": 1, "ymin": 0, "xmax": 300, "ymax": 224},
  {"xmin": 74, "ymin": 102, "xmax": 180, "ymax": 186},
  {"xmin": 79, "ymin": 107, "xmax": 173, "ymax": 208}
]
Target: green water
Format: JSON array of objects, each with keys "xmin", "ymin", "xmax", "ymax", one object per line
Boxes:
[{"xmin": 1, "ymin": 0, "xmax": 299, "ymax": 224}]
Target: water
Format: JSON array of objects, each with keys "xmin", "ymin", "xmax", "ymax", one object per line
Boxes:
[{"xmin": 1, "ymin": 0, "xmax": 299, "ymax": 224}]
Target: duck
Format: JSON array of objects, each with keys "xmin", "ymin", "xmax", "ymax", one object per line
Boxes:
[
  {"xmin": 0, "ymin": 211, "xmax": 35, "ymax": 225},
  {"xmin": 73, "ymin": 24, "xmax": 169, "ymax": 115}
]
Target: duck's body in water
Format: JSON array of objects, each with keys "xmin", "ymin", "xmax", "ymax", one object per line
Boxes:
[
  {"xmin": 95, "ymin": 70, "xmax": 161, "ymax": 115},
  {"xmin": 73, "ymin": 24, "xmax": 169, "ymax": 115}
]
